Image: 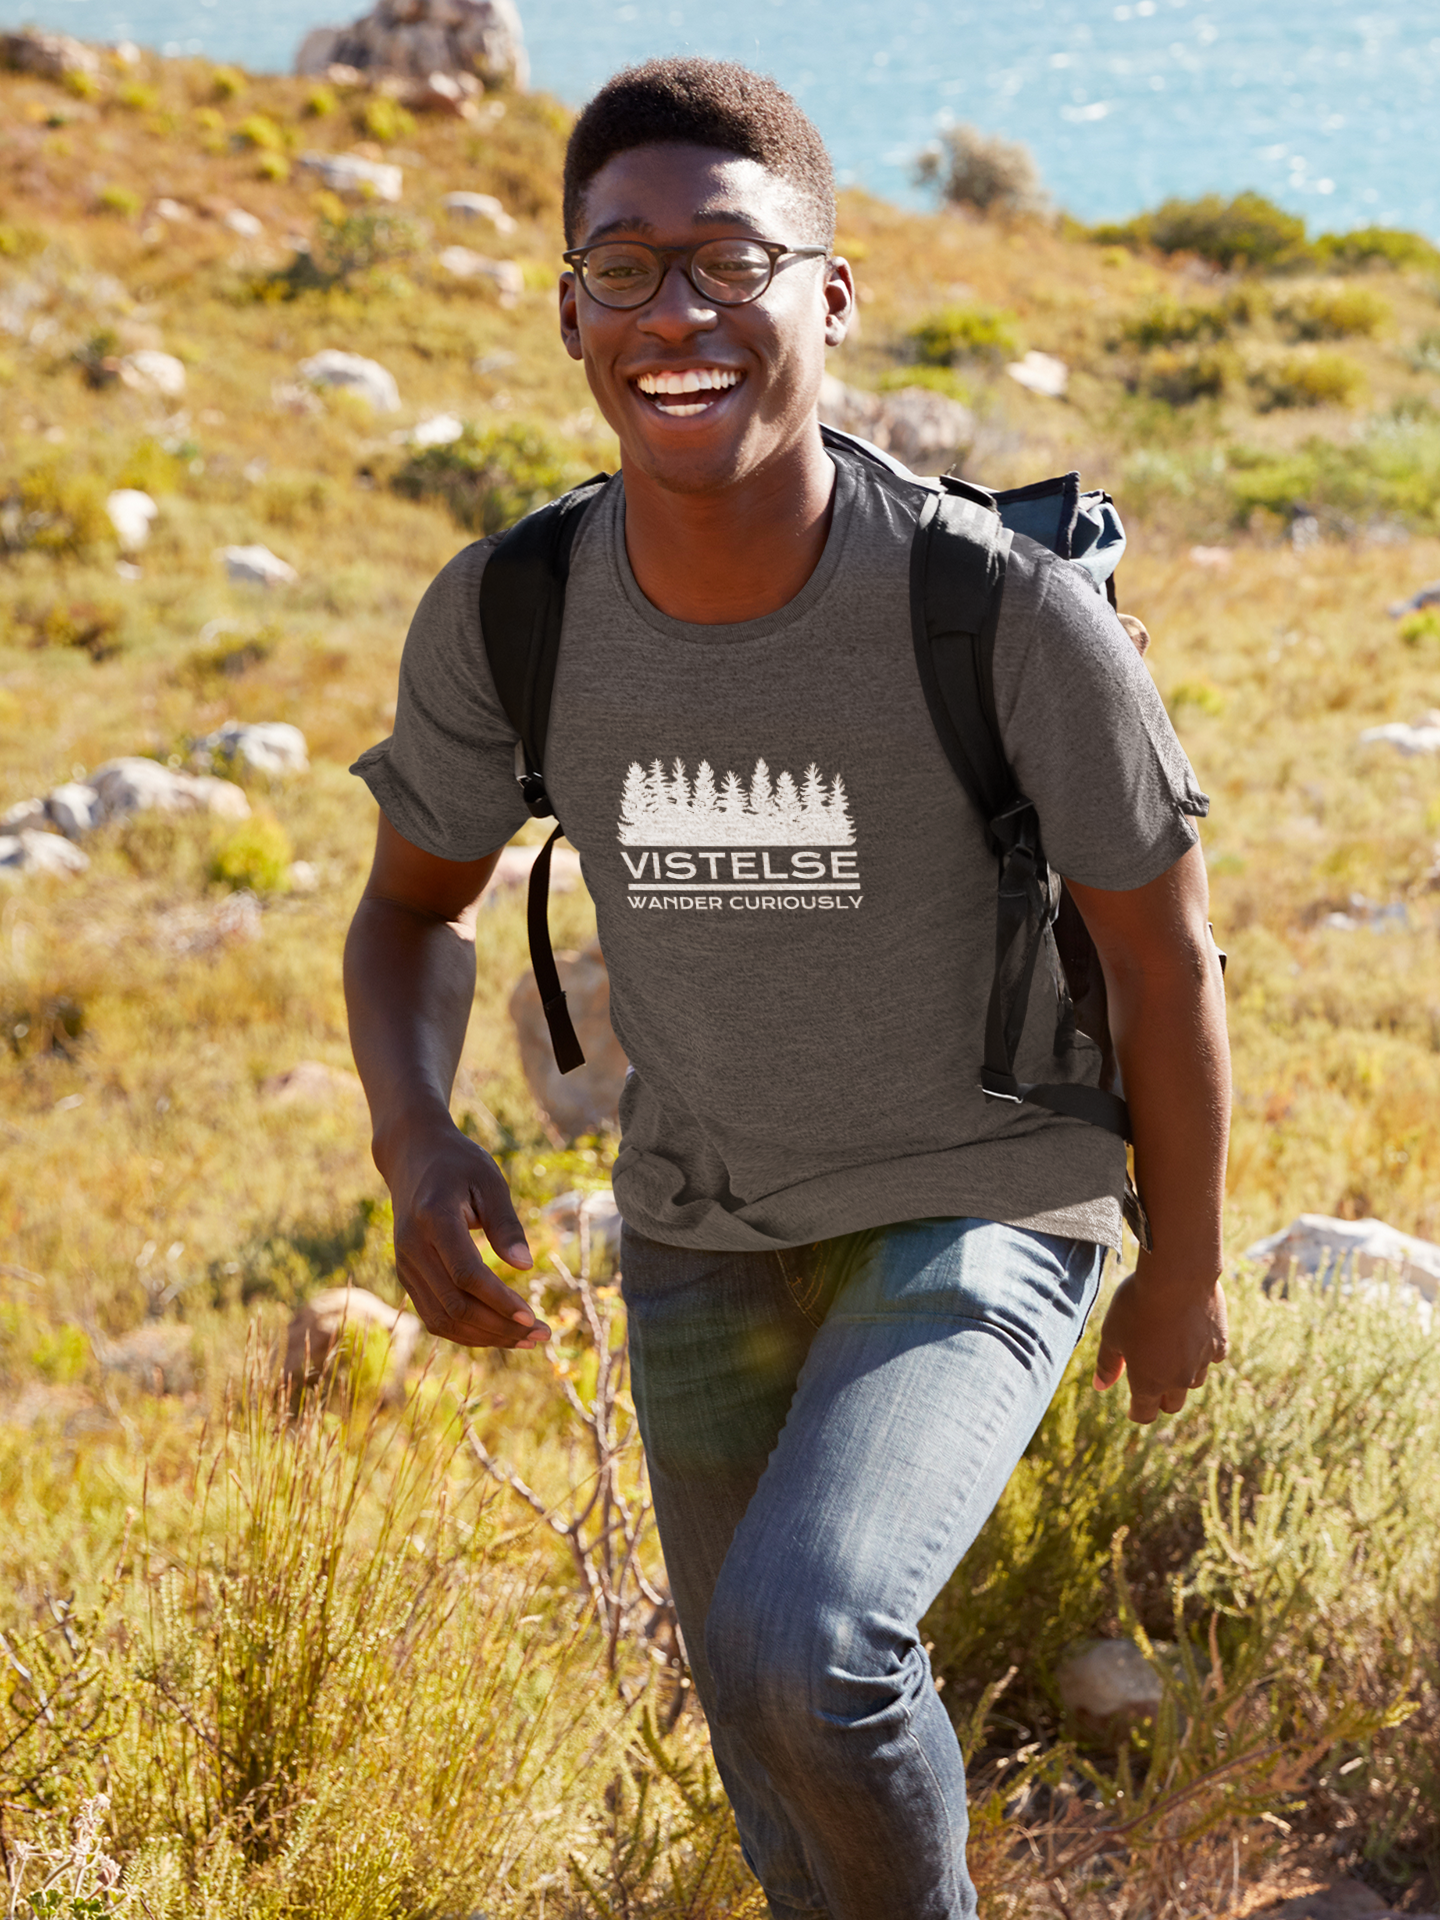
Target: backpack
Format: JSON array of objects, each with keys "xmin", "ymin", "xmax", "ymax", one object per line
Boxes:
[{"xmin": 479, "ymin": 427, "xmax": 1150, "ymax": 1241}]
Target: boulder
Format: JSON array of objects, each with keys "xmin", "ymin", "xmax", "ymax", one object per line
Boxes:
[
  {"xmin": 222, "ymin": 207, "xmax": 264, "ymax": 238},
  {"xmin": 96, "ymin": 1323, "xmax": 194, "ymax": 1395},
  {"xmin": 119, "ymin": 350, "xmax": 186, "ymax": 399},
  {"xmin": 442, "ymin": 189, "xmax": 517, "ymax": 233},
  {"xmin": 260, "ymin": 1059, "xmax": 367, "ymax": 1106},
  {"xmin": 45, "ymin": 781, "xmax": 101, "ymax": 838},
  {"xmin": 482, "ymin": 840, "xmax": 582, "ymax": 900},
  {"xmin": 817, "ymin": 373, "xmax": 973, "ymax": 475},
  {"xmin": 1006, "ymin": 350, "xmax": 1069, "ymax": 398},
  {"xmin": 89, "ymin": 757, "xmax": 251, "ymax": 823},
  {"xmin": 298, "ymin": 348, "xmax": 401, "ymax": 411},
  {"xmin": 297, "ymin": 150, "xmax": 404, "ymax": 202},
  {"xmin": 437, "ymin": 247, "xmax": 524, "ymax": 299},
  {"xmin": 219, "ymin": 544, "xmax": 299, "ymax": 587},
  {"xmin": 1387, "ymin": 580, "xmax": 1440, "ymax": 619},
  {"xmin": 1055, "ymin": 1638, "xmax": 1163, "ymax": 1740},
  {"xmin": 105, "ymin": 488, "xmax": 158, "ymax": 552},
  {"xmin": 509, "ymin": 938, "xmax": 627, "ymax": 1142},
  {"xmin": 396, "ymin": 411, "xmax": 465, "ymax": 447},
  {"xmin": 1358, "ymin": 712, "xmax": 1440, "ymax": 756},
  {"xmin": 1263, "ymin": 1881, "xmax": 1436, "ymax": 1920},
  {"xmin": 1, "ymin": 29, "xmax": 101, "ymax": 81},
  {"xmin": 294, "ymin": 0, "xmax": 527, "ymax": 91},
  {"xmin": 284, "ymin": 1286, "xmax": 423, "ymax": 1408},
  {"xmin": 0, "ymin": 831, "xmax": 90, "ymax": 878},
  {"xmin": 540, "ymin": 1187, "xmax": 623, "ymax": 1268},
  {"xmin": 394, "ymin": 67, "xmax": 478, "ymax": 115},
  {"xmin": 195, "ymin": 721, "xmax": 310, "ymax": 776},
  {"xmin": 1243, "ymin": 1214, "xmax": 1440, "ymax": 1309},
  {"xmin": 1, "ymin": 798, "xmax": 49, "ymax": 835},
  {"xmin": 1188, "ymin": 545, "xmax": 1232, "ymax": 570}
]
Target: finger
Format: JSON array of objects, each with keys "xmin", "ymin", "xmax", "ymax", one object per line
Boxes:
[
  {"xmin": 461, "ymin": 1173, "xmax": 532, "ymax": 1271},
  {"xmin": 1189, "ymin": 1360, "xmax": 1211, "ymax": 1390},
  {"xmin": 1093, "ymin": 1340, "xmax": 1126, "ymax": 1391},
  {"xmin": 1126, "ymin": 1392, "xmax": 1162, "ymax": 1425},
  {"xmin": 1158, "ymin": 1387, "xmax": 1189, "ymax": 1415},
  {"xmin": 428, "ymin": 1205, "xmax": 538, "ymax": 1327},
  {"xmin": 398, "ymin": 1255, "xmax": 525, "ymax": 1349}
]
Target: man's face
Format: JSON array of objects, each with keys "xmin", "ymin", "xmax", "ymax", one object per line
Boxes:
[{"xmin": 559, "ymin": 143, "xmax": 854, "ymax": 496}]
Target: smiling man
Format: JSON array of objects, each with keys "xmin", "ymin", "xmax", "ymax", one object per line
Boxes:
[{"xmin": 345, "ymin": 58, "xmax": 1230, "ymax": 1920}]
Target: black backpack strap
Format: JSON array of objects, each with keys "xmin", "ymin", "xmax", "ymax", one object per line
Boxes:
[
  {"xmin": 478, "ymin": 477, "xmax": 609, "ymax": 1076},
  {"xmin": 911, "ymin": 489, "xmax": 1133, "ymax": 1147}
]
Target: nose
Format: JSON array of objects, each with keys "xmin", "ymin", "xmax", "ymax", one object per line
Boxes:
[{"xmin": 635, "ymin": 259, "xmax": 720, "ymax": 341}]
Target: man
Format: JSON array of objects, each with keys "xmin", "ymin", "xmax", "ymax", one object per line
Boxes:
[{"xmin": 345, "ymin": 58, "xmax": 1229, "ymax": 1920}]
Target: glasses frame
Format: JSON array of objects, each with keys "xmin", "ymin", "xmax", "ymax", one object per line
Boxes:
[{"xmin": 562, "ymin": 237, "xmax": 830, "ymax": 310}]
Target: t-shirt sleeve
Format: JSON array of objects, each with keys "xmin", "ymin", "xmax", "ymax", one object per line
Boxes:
[
  {"xmin": 350, "ymin": 536, "xmax": 530, "ymax": 861},
  {"xmin": 992, "ymin": 536, "xmax": 1209, "ymax": 891}
]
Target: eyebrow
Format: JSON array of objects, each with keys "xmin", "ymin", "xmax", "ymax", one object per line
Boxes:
[{"xmin": 580, "ymin": 209, "xmax": 768, "ymax": 244}]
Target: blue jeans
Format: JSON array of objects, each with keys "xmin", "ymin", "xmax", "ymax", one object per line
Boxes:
[{"xmin": 621, "ymin": 1216, "xmax": 1105, "ymax": 1920}]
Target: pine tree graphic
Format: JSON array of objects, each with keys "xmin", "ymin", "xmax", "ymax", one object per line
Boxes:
[{"xmin": 618, "ymin": 756, "xmax": 856, "ymax": 846}]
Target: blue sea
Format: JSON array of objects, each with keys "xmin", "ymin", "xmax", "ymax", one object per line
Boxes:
[{"xmin": 5, "ymin": 0, "xmax": 1438, "ymax": 237}]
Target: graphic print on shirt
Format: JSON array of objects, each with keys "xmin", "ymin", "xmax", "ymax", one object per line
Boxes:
[{"xmin": 618, "ymin": 758, "xmax": 862, "ymax": 913}]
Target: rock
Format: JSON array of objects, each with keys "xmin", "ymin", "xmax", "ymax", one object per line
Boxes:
[
  {"xmin": 1359, "ymin": 712, "xmax": 1440, "ymax": 756},
  {"xmin": 437, "ymin": 247, "xmax": 524, "ymax": 299},
  {"xmin": 45, "ymin": 781, "xmax": 101, "ymax": 838},
  {"xmin": 1, "ymin": 29, "xmax": 102, "ymax": 81},
  {"xmin": 195, "ymin": 721, "xmax": 310, "ymax": 776},
  {"xmin": 1006, "ymin": 350, "xmax": 1069, "ymax": 398},
  {"xmin": 284, "ymin": 1286, "xmax": 423, "ymax": 1407},
  {"xmin": 482, "ymin": 840, "xmax": 582, "ymax": 900},
  {"xmin": 509, "ymin": 938, "xmax": 628, "ymax": 1142},
  {"xmin": 1262, "ymin": 1882, "xmax": 1429, "ymax": 1920},
  {"xmin": 817, "ymin": 373, "xmax": 973, "ymax": 475},
  {"xmin": 398, "ymin": 69, "xmax": 480, "ymax": 117},
  {"xmin": 396, "ymin": 411, "xmax": 465, "ymax": 447},
  {"xmin": 260, "ymin": 1060, "xmax": 366, "ymax": 1105},
  {"xmin": 0, "ymin": 831, "xmax": 90, "ymax": 878},
  {"xmin": 1243, "ymin": 1214, "xmax": 1440, "ymax": 1309},
  {"xmin": 157, "ymin": 890, "xmax": 262, "ymax": 955},
  {"xmin": 1320, "ymin": 893, "xmax": 1407, "ymax": 933},
  {"xmin": 96, "ymin": 1323, "xmax": 194, "ymax": 1395},
  {"xmin": 220, "ymin": 544, "xmax": 299, "ymax": 587},
  {"xmin": 1188, "ymin": 545, "xmax": 1232, "ymax": 569},
  {"xmin": 294, "ymin": 0, "xmax": 527, "ymax": 91},
  {"xmin": 118, "ymin": 350, "xmax": 186, "ymax": 399},
  {"xmin": 152, "ymin": 198, "xmax": 191, "ymax": 224},
  {"xmin": 540, "ymin": 1187, "xmax": 623, "ymax": 1267},
  {"xmin": 89, "ymin": 757, "xmax": 251, "ymax": 823},
  {"xmin": 297, "ymin": 150, "xmax": 404, "ymax": 202},
  {"xmin": 105, "ymin": 488, "xmax": 158, "ymax": 552},
  {"xmin": 1055, "ymin": 1638, "xmax": 1164, "ymax": 1739},
  {"xmin": 298, "ymin": 347, "xmax": 401, "ymax": 412},
  {"xmin": 1, "ymin": 798, "xmax": 49, "ymax": 835},
  {"xmin": 442, "ymin": 189, "xmax": 517, "ymax": 233},
  {"xmin": 1387, "ymin": 579, "xmax": 1440, "ymax": 618},
  {"xmin": 222, "ymin": 207, "xmax": 264, "ymax": 238}
]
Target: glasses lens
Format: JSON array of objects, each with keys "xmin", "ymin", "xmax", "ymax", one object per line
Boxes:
[
  {"xmin": 691, "ymin": 239, "xmax": 772, "ymax": 303},
  {"xmin": 581, "ymin": 243, "xmax": 661, "ymax": 307}
]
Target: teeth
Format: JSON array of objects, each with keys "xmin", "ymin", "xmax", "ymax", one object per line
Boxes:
[{"xmin": 636, "ymin": 369, "xmax": 741, "ymax": 396}]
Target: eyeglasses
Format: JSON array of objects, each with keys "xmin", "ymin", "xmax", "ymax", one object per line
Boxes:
[{"xmin": 562, "ymin": 237, "xmax": 829, "ymax": 310}]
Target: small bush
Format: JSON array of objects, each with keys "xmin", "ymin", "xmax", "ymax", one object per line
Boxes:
[
  {"xmin": 0, "ymin": 466, "xmax": 111, "ymax": 558},
  {"xmin": 0, "ymin": 222, "xmax": 44, "ymax": 259},
  {"xmin": 1249, "ymin": 348, "xmax": 1365, "ymax": 411},
  {"xmin": 62, "ymin": 68, "xmax": 103, "ymax": 101},
  {"xmin": 877, "ymin": 365, "xmax": 973, "ymax": 403},
  {"xmin": 1121, "ymin": 289, "xmax": 1260, "ymax": 349},
  {"xmin": 1166, "ymin": 677, "xmax": 1227, "ymax": 717},
  {"xmin": 1410, "ymin": 329, "xmax": 1440, "ymax": 374},
  {"xmin": 1140, "ymin": 347, "xmax": 1230, "ymax": 406},
  {"xmin": 233, "ymin": 112, "xmax": 286, "ymax": 152},
  {"xmin": 208, "ymin": 813, "xmax": 293, "ymax": 894},
  {"xmin": 391, "ymin": 422, "xmax": 583, "ymax": 534},
  {"xmin": 359, "ymin": 96, "xmax": 416, "ymax": 145},
  {"xmin": 1399, "ymin": 609, "xmax": 1440, "ymax": 647},
  {"xmin": 255, "ymin": 151, "xmax": 290, "ymax": 183},
  {"xmin": 96, "ymin": 184, "xmax": 141, "ymax": 218},
  {"xmin": 304, "ymin": 84, "xmax": 337, "ymax": 118},
  {"xmin": 210, "ymin": 65, "xmax": 245, "ymax": 100},
  {"xmin": 2, "ymin": 992, "xmax": 87, "ymax": 1060},
  {"xmin": 30, "ymin": 1323, "xmax": 88, "ymax": 1384},
  {"xmin": 1275, "ymin": 284, "xmax": 1390, "ymax": 341},
  {"xmin": 114, "ymin": 80, "xmax": 159, "ymax": 112},
  {"xmin": 909, "ymin": 303, "xmax": 1020, "ymax": 366},
  {"xmin": 1312, "ymin": 226, "xmax": 1440, "ymax": 273},
  {"xmin": 1094, "ymin": 191, "xmax": 1308, "ymax": 271},
  {"xmin": 914, "ymin": 123, "xmax": 1047, "ymax": 218},
  {"xmin": 15, "ymin": 599, "xmax": 124, "ymax": 660}
]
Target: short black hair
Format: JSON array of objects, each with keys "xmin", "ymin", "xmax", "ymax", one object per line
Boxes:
[{"xmin": 563, "ymin": 58, "xmax": 835, "ymax": 248}]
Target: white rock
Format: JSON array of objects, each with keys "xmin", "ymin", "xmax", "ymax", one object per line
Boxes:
[
  {"xmin": 442, "ymin": 190, "xmax": 517, "ymax": 233},
  {"xmin": 438, "ymin": 247, "xmax": 524, "ymax": 298},
  {"xmin": 297, "ymin": 348, "xmax": 401, "ymax": 412},
  {"xmin": 297, "ymin": 150, "xmax": 403, "ymax": 203},
  {"xmin": 89, "ymin": 757, "xmax": 251, "ymax": 823},
  {"xmin": 220, "ymin": 544, "xmax": 299, "ymax": 587},
  {"xmin": 1358, "ymin": 714, "xmax": 1440, "ymax": 756},
  {"xmin": 1006, "ymin": 350, "xmax": 1069, "ymax": 398},
  {"xmin": 223, "ymin": 207, "xmax": 264, "ymax": 238},
  {"xmin": 0, "ymin": 830, "xmax": 90, "ymax": 878},
  {"xmin": 1387, "ymin": 580, "xmax": 1440, "ymax": 619},
  {"xmin": 509, "ymin": 938, "xmax": 627, "ymax": 1142},
  {"xmin": 45, "ymin": 782, "xmax": 101, "ymax": 838},
  {"xmin": 152, "ymin": 198, "xmax": 191, "ymax": 224},
  {"xmin": 1056, "ymin": 1639, "xmax": 1163, "ymax": 1735},
  {"xmin": 0, "ymin": 29, "xmax": 101, "ymax": 81},
  {"xmin": 284, "ymin": 1286, "xmax": 423, "ymax": 1406},
  {"xmin": 541, "ymin": 1187, "xmax": 623, "ymax": 1265},
  {"xmin": 482, "ymin": 840, "xmax": 582, "ymax": 899},
  {"xmin": 1244, "ymin": 1214, "xmax": 1440, "ymax": 1309},
  {"xmin": 1, "ymin": 798, "xmax": 48, "ymax": 834},
  {"xmin": 397, "ymin": 411, "xmax": 465, "ymax": 447},
  {"xmin": 105, "ymin": 488, "xmax": 158, "ymax": 552},
  {"xmin": 818, "ymin": 374, "xmax": 973, "ymax": 475},
  {"xmin": 260, "ymin": 1059, "xmax": 366, "ymax": 1104},
  {"xmin": 196, "ymin": 721, "xmax": 310, "ymax": 776},
  {"xmin": 119, "ymin": 350, "xmax": 187, "ymax": 399},
  {"xmin": 1189, "ymin": 545, "xmax": 1233, "ymax": 570}
]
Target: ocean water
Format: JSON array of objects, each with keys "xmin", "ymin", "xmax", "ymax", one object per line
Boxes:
[{"xmin": 5, "ymin": 0, "xmax": 1438, "ymax": 237}]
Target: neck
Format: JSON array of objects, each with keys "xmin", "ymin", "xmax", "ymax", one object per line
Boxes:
[{"xmin": 620, "ymin": 428, "xmax": 837, "ymax": 624}]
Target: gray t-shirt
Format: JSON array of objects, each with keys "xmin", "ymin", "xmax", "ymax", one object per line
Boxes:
[{"xmin": 353, "ymin": 452, "xmax": 1207, "ymax": 1252}]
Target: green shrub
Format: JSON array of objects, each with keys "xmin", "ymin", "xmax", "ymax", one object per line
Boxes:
[
  {"xmin": 208, "ymin": 814, "xmax": 293, "ymax": 894},
  {"xmin": 210, "ymin": 65, "xmax": 245, "ymax": 100},
  {"xmin": 913, "ymin": 123, "xmax": 1047, "ymax": 218},
  {"xmin": 1411, "ymin": 329, "xmax": 1440, "ymax": 374},
  {"xmin": 1140, "ymin": 347, "xmax": 1230, "ymax": 405},
  {"xmin": 908, "ymin": 303, "xmax": 1020, "ymax": 366},
  {"xmin": 14, "ymin": 598, "xmax": 124, "ymax": 660},
  {"xmin": 1399, "ymin": 609, "xmax": 1440, "ymax": 647},
  {"xmin": 1223, "ymin": 406, "xmax": 1440, "ymax": 527},
  {"xmin": 1312, "ymin": 226, "xmax": 1440, "ymax": 273},
  {"xmin": 1121, "ymin": 288, "xmax": 1260, "ymax": 350},
  {"xmin": 1249, "ymin": 348, "xmax": 1365, "ymax": 410},
  {"xmin": 1275, "ymin": 284, "xmax": 1390, "ymax": 341},
  {"xmin": 877, "ymin": 365, "xmax": 973, "ymax": 402},
  {"xmin": 1166, "ymin": 677, "xmax": 1227, "ymax": 717},
  {"xmin": 0, "ymin": 222, "xmax": 44, "ymax": 259},
  {"xmin": 233, "ymin": 113, "xmax": 286, "ymax": 152},
  {"xmin": 30, "ymin": 1323, "xmax": 88, "ymax": 1385},
  {"xmin": 0, "ymin": 465, "xmax": 112, "ymax": 558},
  {"xmin": 392, "ymin": 422, "xmax": 584, "ymax": 534},
  {"xmin": 114, "ymin": 80, "xmax": 160, "ymax": 113},
  {"xmin": 303, "ymin": 84, "xmax": 337, "ymax": 118},
  {"xmin": 96, "ymin": 184, "xmax": 141, "ymax": 218},
  {"xmin": 359, "ymin": 96, "xmax": 416, "ymax": 145},
  {"xmin": 255, "ymin": 151, "xmax": 289, "ymax": 183},
  {"xmin": 265, "ymin": 211, "xmax": 420, "ymax": 296},
  {"xmin": 1093, "ymin": 191, "xmax": 1308, "ymax": 271}
]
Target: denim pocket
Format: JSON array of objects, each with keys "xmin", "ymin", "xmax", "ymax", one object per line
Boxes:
[{"xmin": 777, "ymin": 1230, "xmax": 884, "ymax": 1329}]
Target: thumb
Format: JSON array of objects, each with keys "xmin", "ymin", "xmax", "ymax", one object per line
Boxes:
[
  {"xmin": 1093, "ymin": 1341, "xmax": 1125, "ymax": 1392},
  {"xmin": 462, "ymin": 1181, "xmax": 532, "ymax": 1271}
]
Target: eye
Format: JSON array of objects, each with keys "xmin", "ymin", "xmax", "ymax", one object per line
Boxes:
[{"xmin": 588, "ymin": 248, "xmax": 654, "ymax": 283}]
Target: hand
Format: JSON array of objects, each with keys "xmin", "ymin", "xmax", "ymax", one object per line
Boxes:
[
  {"xmin": 1092, "ymin": 1267, "xmax": 1228, "ymax": 1423},
  {"xmin": 379, "ymin": 1115, "xmax": 550, "ymax": 1352}
]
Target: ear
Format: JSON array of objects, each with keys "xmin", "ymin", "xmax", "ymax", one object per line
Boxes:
[
  {"xmin": 558, "ymin": 270, "xmax": 583, "ymax": 361},
  {"xmin": 823, "ymin": 256, "xmax": 857, "ymax": 349}
]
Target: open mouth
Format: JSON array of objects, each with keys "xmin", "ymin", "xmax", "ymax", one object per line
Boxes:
[{"xmin": 633, "ymin": 367, "xmax": 744, "ymax": 418}]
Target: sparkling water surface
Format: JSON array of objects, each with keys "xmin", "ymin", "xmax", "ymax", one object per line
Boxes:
[{"xmin": 5, "ymin": 0, "xmax": 1437, "ymax": 236}]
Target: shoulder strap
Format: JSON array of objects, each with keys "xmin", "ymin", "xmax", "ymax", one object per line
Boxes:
[{"xmin": 478, "ymin": 477, "xmax": 609, "ymax": 1078}]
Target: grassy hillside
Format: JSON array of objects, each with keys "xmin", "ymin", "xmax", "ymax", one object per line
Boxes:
[{"xmin": 2, "ymin": 44, "xmax": 1439, "ymax": 1918}]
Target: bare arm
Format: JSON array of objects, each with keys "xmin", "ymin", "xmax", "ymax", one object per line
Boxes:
[
  {"xmin": 1063, "ymin": 841, "xmax": 1230, "ymax": 1422},
  {"xmin": 343, "ymin": 814, "xmax": 548, "ymax": 1350}
]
